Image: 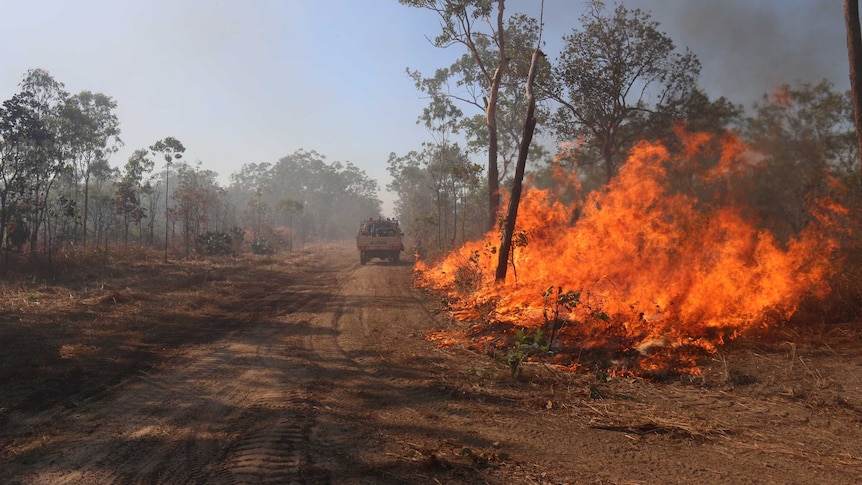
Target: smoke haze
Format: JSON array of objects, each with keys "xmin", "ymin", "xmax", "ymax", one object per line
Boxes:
[{"xmin": 614, "ymin": 0, "xmax": 845, "ymax": 105}]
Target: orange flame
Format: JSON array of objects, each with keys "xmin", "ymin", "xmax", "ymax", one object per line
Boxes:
[{"xmin": 416, "ymin": 131, "xmax": 842, "ymax": 374}]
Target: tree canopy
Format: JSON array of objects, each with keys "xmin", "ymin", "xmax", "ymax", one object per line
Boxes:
[{"xmin": 548, "ymin": 0, "xmax": 700, "ymax": 183}]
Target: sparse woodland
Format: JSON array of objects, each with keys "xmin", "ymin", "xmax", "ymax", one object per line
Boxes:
[
  {"xmin": 0, "ymin": 71, "xmax": 382, "ymax": 264},
  {"xmin": 3, "ymin": 2, "xmax": 862, "ymax": 482}
]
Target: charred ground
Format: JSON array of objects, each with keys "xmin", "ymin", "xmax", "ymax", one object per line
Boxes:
[{"xmin": 0, "ymin": 243, "xmax": 861, "ymax": 484}]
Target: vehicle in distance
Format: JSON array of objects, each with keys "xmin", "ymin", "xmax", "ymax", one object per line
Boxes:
[{"xmin": 356, "ymin": 218, "xmax": 404, "ymax": 265}]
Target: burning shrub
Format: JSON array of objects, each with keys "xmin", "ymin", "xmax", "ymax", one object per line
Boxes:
[
  {"xmin": 416, "ymin": 130, "xmax": 845, "ymax": 376},
  {"xmin": 540, "ymin": 286, "xmax": 582, "ymax": 348},
  {"xmin": 452, "ymin": 249, "xmax": 486, "ymax": 296}
]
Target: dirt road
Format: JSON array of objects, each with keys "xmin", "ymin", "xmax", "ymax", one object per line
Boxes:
[{"xmin": 2, "ymin": 242, "xmax": 862, "ymax": 484}]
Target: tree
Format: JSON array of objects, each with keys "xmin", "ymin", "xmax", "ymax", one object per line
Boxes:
[
  {"xmin": 401, "ymin": 0, "xmax": 510, "ymax": 228},
  {"xmin": 116, "ymin": 149, "xmax": 153, "ymax": 243},
  {"xmin": 265, "ymin": 150, "xmax": 380, "ymax": 239},
  {"xmin": 88, "ymin": 161, "xmax": 119, "ymax": 248},
  {"xmin": 150, "ymin": 137, "xmax": 185, "ymax": 261},
  {"xmin": 65, "ymin": 91, "xmax": 122, "ymax": 244},
  {"xmin": 456, "ymin": 13, "xmax": 550, "ymax": 183},
  {"xmin": 846, "ymin": 0, "xmax": 862, "ymax": 185},
  {"xmin": 387, "ymin": 143, "xmax": 483, "ymax": 251},
  {"xmin": 549, "ymin": 1, "xmax": 700, "ymax": 183},
  {"xmin": 276, "ymin": 198, "xmax": 303, "ymax": 250},
  {"xmin": 114, "ymin": 180, "xmax": 140, "ymax": 244},
  {"xmin": 744, "ymin": 80, "xmax": 857, "ymax": 238},
  {"xmin": 173, "ymin": 161, "xmax": 222, "ymax": 257},
  {"xmin": 246, "ymin": 194, "xmax": 269, "ymax": 240},
  {"xmin": 496, "ymin": 42, "xmax": 543, "ymax": 281},
  {"xmin": 17, "ymin": 69, "xmax": 71, "ymax": 262},
  {"xmin": 0, "ymin": 93, "xmax": 44, "ymax": 258},
  {"xmin": 387, "ymin": 150, "xmax": 439, "ymax": 248},
  {"xmin": 230, "ymin": 150, "xmax": 381, "ymax": 242}
]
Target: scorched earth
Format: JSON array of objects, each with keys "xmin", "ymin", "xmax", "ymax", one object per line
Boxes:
[{"xmin": 0, "ymin": 242, "xmax": 861, "ymax": 484}]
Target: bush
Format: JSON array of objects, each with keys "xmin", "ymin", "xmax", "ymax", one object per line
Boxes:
[
  {"xmin": 196, "ymin": 232, "xmax": 234, "ymax": 256},
  {"xmin": 250, "ymin": 238, "xmax": 275, "ymax": 255}
]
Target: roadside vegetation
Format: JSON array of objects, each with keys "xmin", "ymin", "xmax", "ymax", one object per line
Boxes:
[{"xmin": 1, "ymin": 0, "xmax": 861, "ymax": 381}]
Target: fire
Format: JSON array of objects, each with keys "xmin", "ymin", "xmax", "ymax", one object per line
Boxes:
[{"xmin": 415, "ymin": 130, "xmax": 842, "ymax": 375}]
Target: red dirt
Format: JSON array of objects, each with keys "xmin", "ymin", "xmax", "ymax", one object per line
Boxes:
[{"xmin": 1, "ymin": 242, "xmax": 861, "ymax": 484}]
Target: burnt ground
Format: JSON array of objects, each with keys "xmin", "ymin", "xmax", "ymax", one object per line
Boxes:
[{"xmin": 0, "ymin": 242, "xmax": 861, "ymax": 484}]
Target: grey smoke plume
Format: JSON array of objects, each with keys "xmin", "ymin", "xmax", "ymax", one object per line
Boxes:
[
  {"xmin": 540, "ymin": 0, "xmax": 849, "ymax": 108},
  {"xmin": 642, "ymin": 0, "xmax": 846, "ymax": 106}
]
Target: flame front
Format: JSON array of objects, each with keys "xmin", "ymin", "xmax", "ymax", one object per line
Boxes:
[{"xmin": 416, "ymin": 131, "xmax": 841, "ymax": 374}]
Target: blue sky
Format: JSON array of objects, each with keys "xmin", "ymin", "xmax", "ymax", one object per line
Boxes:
[{"xmin": 0, "ymin": 0, "xmax": 849, "ymax": 215}]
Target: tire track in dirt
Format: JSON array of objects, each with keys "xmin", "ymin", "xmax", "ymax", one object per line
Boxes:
[
  {"xmin": 5, "ymin": 247, "xmax": 354, "ymax": 484},
  {"xmin": 5, "ymin": 243, "xmax": 862, "ymax": 484},
  {"xmin": 213, "ymin": 249, "xmax": 358, "ymax": 483}
]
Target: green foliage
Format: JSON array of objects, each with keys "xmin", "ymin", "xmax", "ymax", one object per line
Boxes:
[
  {"xmin": 229, "ymin": 150, "xmax": 381, "ymax": 242},
  {"xmin": 744, "ymin": 80, "xmax": 857, "ymax": 240},
  {"xmin": 506, "ymin": 328, "xmax": 547, "ymax": 379},
  {"xmin": 150, "ymin": 137, "xmax": 185, "ymax": 164},
  {"xmin": 549, "ymin": 0, "xmax": 701, "ymax": 182},
  {"xmin": 196, "ymin": 231, "xmax": 234, "ymax": 256},
  {"xmin": 250, "ymin": 238, "xmax": 275, "ymax": 255},
  {"xmin": 541, "ymin": 286, "xmax": 581, "ymax": 349},
  {"xmin": 387, "ymin": 143, "xmax": 485, "ymax": 252}
]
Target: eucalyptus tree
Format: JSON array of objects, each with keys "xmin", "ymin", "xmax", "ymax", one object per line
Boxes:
[
  {"xmin": 387, "ymin": 142, "xmax": 482, "ymax": 250},
  {"xmin": 387, "ymin": 149, "xmax": 438, "ymax": 247},
  {"xmin": 264, "ymin": 150, "xmax": 380, "ymax": 240},
  {"xmin": 230, "ymin": 162, "xmax": 272, "ymax": 235},
  {"xmin": 0, "ymin": 93, "xmax": 44, "ymax": 256},
  {"xmin": 744, "ymin": 80, "xmax": 857, "ymax": 238},
  {"xmin": 268, "ymin": 150, "xmax": 328, "ymax": 237},
  {"xmin": 845, "ymin": 0, "xmax": 862, "ymax": 182},
  {"xmin": 228, "ymin": 162, "xmax": 272, "ymax": 239},
  {"xmin": 87, "ymin": 159, "xmax": 119, "ymax": 247},
  {"xmin": 456, "ymin": 13, "xmax": 549, "ymax": 181},
  {"xmin": 172, "ymin": 161, "xmax": 223, "ymax": 257},
  {"xmin": 228, "ymin": 150, "xmax": 381, "ymax": 243},
  {"xmin": 401, "ymin": 0, "xmax": 512, "ymax": 229},
  {"xmin": 116, "ymin": 149, "xmax": 153, "ymax": 243},
  {"xmin": 496, "ymin": 40, "xmax": 543, "ymax": 282},
  {"xmin": 120, "ymin": 150, "xmax": 166, "ymax": 246},
  {"xmin": 330, "ymin": 160, "xmax": 382, "ymax": 233},
  {"xmin": 150, "ymin": 136, "xmax": 185, "ymax": 261},
  {"xmin": 65, "ymin": 90, "xmax": 121, "ymax": 243},
  {"xmin": 548, "ymin": 0, "xmax": 700, "ymax": 183},
  {"xmin": 17, "ymin": 69, "xmax": 72, "ymax": 259},
  {"xmin": 276, "ymin": 197, "xmax": 303, "ymax": 250}
]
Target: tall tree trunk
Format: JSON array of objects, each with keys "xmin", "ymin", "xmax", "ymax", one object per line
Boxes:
[
  {"xmin": 603, "ymin": 136, "xmax": 615, "ymax": 183},
  {"xmin": 485, "ymin": 0, "xmax": 508, "ymax": 229},
  {"xmin": 845, "ymin": 0, "xmax": 862, "ymax": 186},
  {"xmin": 496, "ymin": 47, "xmax": 542, "ymax": 282},
  {"xmin": 83, "ymin": 171, "xmax": 90, "ymax": 244},
  {"xmin": 488, "ymin": 105, "xmax": 501, "ymax": 228}
]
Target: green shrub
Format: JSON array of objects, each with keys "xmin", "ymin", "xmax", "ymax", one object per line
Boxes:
[
  {"xmin": 250, "ymin": 238, "xmax": 275, "ymax": 255},
  {"xmin": 196, "ymin": 232, "xmax": 234, "ymax": 256}
]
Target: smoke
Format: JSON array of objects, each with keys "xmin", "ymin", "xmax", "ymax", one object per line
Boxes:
[
  {"xmin": 538, "ymin": 0, "xmax": 849, "ymax": 109},
  {"xmin": 628, "ymin": 0, "xmax": 848, "ymax": 107}
]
